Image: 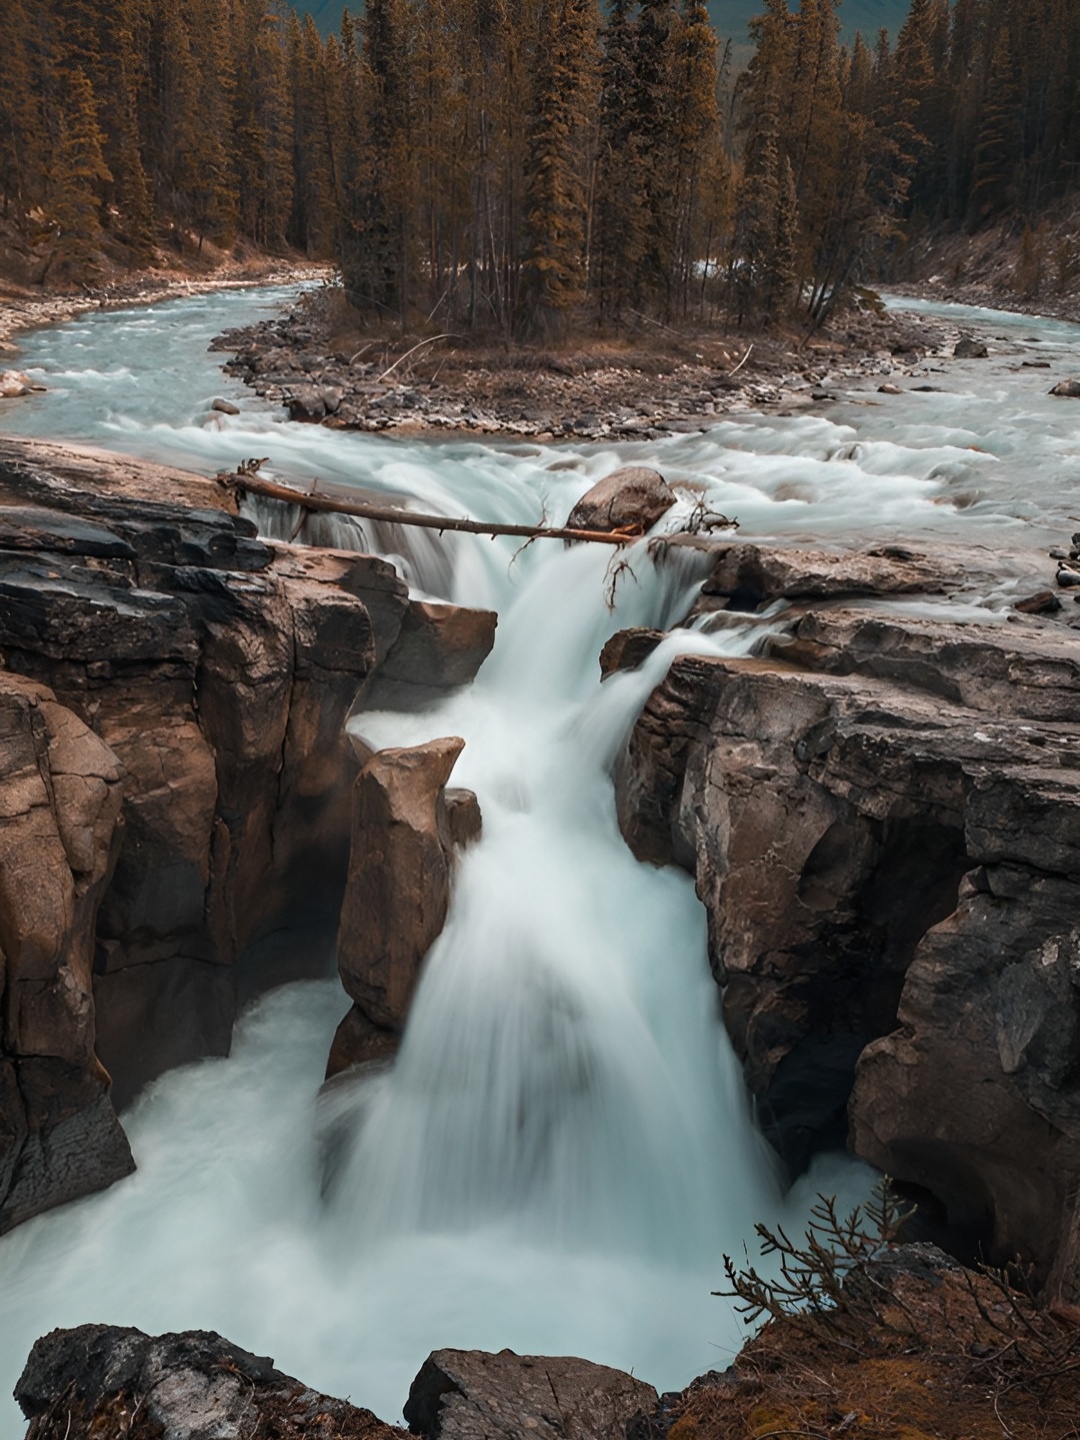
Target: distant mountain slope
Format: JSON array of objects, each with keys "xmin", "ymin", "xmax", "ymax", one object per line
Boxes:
[{"xmin": 301, "ymin": 0, "xmax": 909, "ymax": 41}]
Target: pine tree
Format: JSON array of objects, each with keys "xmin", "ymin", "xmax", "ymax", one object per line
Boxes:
[
  {"xmin": 591, "ymin": 0, "xmax": 644, "ymax": 322},
  {"xmin": 968, "ymin": 25, "xmax": 1021, "ymax": 221},
  {"xmin": 49, "ymin": 68, "xmax": 113, "ymax": 276},
  {"xmin": 520, "ymin": 0, "xmax": 600, "ymax": 333}
]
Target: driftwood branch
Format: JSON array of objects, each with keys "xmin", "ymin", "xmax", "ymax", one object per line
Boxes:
[{"xmin": 216, "ymin": 468, "xmax": 645, "ymax": 545}]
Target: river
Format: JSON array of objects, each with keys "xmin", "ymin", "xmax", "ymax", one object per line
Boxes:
[{"xmin": 0, "ymin": 287, "xmax": 1076, "ymax": 1435}]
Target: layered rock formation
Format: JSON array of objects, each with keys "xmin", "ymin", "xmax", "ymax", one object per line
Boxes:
[
  {"xmin": 615, "ymin": 544, "xmax": 1080, "ymax": 1286},
  {"xmin": 0, "ymin": 437, "xmax": 493, "ymax": 1232},
  {"xmin": 328, "ymin": 737, "xmax": 480, "ymax": 1075}
]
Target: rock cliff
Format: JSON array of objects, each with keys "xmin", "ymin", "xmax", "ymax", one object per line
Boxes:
[
  {"xmin": 614, "ymin": 544, "xmax": 1080, "ymax": 1287},
  {"xmin": 0, "ymin": 436, "xmax": 493, "ymax": 1232}
]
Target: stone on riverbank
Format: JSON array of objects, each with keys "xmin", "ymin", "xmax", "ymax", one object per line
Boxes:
[{"xmin": 954, "ymin": 336, "xmax": 988, "ymax": 358}]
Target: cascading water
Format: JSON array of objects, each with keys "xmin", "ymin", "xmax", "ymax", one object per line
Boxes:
[{"xmin": 1, "ymin": 285, "xmax": 1078, "ymax": 1435}]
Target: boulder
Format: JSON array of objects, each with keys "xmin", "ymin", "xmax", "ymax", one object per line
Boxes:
[
  {"xmin": 694, "ymin": 543, "xmax": 955, "ymax": 613},
  {"xmin": 1050, "ymin": 378, "xmax": 1080, "ymax": 397},
  {"xmin": 615, "ymin": 596, "xmax": 1080, "ymax": 1280},
  {"xmin": 362, "ymin": 599, "xmax": 497, "ymax": 710},
  {"xmin": 0, "ymin": 369, "xmax": 34, "ymax": 398},
  {"xmin": 1014, "ymin": 588, "xmax": 1062, "ymax": 615},
  {"xmin": 329, "ymin": 738, "xmax": 480, "ymax": 1075},
  {"xmin": 566, "ymin": 466, "xmax": 676, "ymax": 536},
  {"xmin": 954, "ymin": 337, "xmax": 989, "ymax": 358},
  {"xmin": 15, "ymin": 1324, "xmax": 401, "ymax": 1440},
  {"xmin": 598, "ymin": 627, "xmax": 666, "ymax": 680},
  {"xmin": 404, "ymin": 1349, "xmax": 658, "ymax": 1440},
  {"xmin": 211, "ymin": 397, "xmax": 240, "ymax": 415},
  {"xmin": 287, "ymin": 383, "xmax": 328, "ymax": 422}
]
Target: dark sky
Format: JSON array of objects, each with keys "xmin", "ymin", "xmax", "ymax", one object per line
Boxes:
[{"xmin": 300, "ymin": 0, "xmax": 909, "ymax": 42}]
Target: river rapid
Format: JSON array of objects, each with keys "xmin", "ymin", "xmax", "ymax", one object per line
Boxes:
[{"xmin": 0, "ymin": 288, "xmax": 1077, "ymax": 1435}]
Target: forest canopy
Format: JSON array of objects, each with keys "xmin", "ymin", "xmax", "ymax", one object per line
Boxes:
[{"xmin": 1, "ymin": 0, "xmax": 1077, "ymax": 332}]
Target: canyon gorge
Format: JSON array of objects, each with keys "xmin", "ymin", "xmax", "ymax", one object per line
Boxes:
[{"xmin": 0, "ymin": 284, "xmax": 1078, "ymax": 1438}]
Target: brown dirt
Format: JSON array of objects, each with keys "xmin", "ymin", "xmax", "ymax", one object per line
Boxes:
[{"xmin": 644, "ymin": 1255, "xmax": 1080, "ymax": 1440}]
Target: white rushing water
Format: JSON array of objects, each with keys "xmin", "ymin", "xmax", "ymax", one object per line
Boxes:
[{"xmin": 0, "ymin": 287, "xmax": 1078, "ymax": 1434}]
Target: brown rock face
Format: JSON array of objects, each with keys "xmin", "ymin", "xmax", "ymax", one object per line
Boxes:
[
  {"xmin": 566, "ymin": 466, "xmax": 676, "ymax": 535},
  {"xmin": 329, "ymin": 737, "xmax": 478, "ymax": 1074},
  {"xmin": 362, "ymin": 599, "xmax": 497, "ymax": 710},
  {"xmin": 598, "ymin": 627, "xmax": 666, "ymax": 679},
  {"xmin": 694, "ymin": 542, "xmax": 955, "ymax": 613},
  {"xmin": 0, "ymin": 439, "xmax": 410, "ymax": 1227},
  {"xmin": 0, "ymin": 672, "xmax": 132, "ymax": 1232},
  {"xmin": 404, "ymin": 1349, "xmax": 658, "ymax": 1440},
  {"xmin": 615, "ymin": 589, "xmax": 1080, "ymax": 1283},
  {"xmin": 16, "ymin": 1324, "xmax": 403, "ymax": 1440}
]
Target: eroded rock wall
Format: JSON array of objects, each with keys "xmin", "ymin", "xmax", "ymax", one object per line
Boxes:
[
  {"xmin": 614, "ymin": 551, "xmax": 1080, "ymax": 1285},
  {"xmin": 0, "ymin": 437, "xmax": 491, "ymax": 1230}
]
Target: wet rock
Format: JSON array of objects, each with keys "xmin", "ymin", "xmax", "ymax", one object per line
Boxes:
[
  {"xmin": 1057, "ymin": 565, "xmax": 1080, "ymax": 588},
  {"xmin": 695, "ymin": 543, "xmax": 953, "ymax": 613},
  {"xmin": 1050, "ymin": 378, "xmax": 1080, "ymax": 397},
  {"xmin": 0, "ymin": 672, "xmax": 132, "ymax": 1234},
  {"xmin": 211, "ymin": 397, "xmax": 240, "ymax": 415},
  {"xmin": 954, "ymin": 337, "xmax": 989, "ymax": 358},
  {"xmin": 329, "ymin": 737, "xmax": 475, "ymax": 1075},
  {"xmin": 15, "ymin": 1324, "xmax": 401, "ymax": 1440},
  {"xmin": 565, "ymin": 467, "xmax": 676, "ymax": 536},
  {"xmin": 443, "ymin": 787, "xmax": 483, "ymax": 849},
  {"xmin": 1015, "ymin": 589, "xmax": 1063, "ymax": 614},
  {"xmin": 0, "ymin": 370, "xmax": 38, "ymax": 398},
  {"xmin": 404, "ymin": 1348, "xmax": 658, "ymax": 1440},
  {"xmin": 851, "ymin": 866, "xmax": 1080, "ymax": 1285},
  {"xmin": 615, "ymin": 599, "xmax": 1080, "ymax": 1276},
  {"xmin": 0, "ymin": 437, "xmax": 390, "ymax": 1223},
  {"xmin": 878, "ymin": 382, "xmax": 903, "ymax": 394},
  {"xmin": 599, "ymin": 627, "xmax": 666, "ymax": 679},
  {"xmin": 362, "ymin": 599, "xmax": 497, "ymax": 710}
]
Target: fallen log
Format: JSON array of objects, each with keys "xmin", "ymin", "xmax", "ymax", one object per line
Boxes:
[{"xmin": 217, "ymin": 468, "xmax": 653, "ymax": 546}]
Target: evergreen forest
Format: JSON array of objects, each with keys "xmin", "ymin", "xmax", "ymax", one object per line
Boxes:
[{"xmin": 1, "ymin": 0, "xmax": 1078, "ymax": 334}]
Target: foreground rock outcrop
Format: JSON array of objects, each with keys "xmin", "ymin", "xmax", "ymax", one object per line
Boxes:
[
  {"xmin": 20, "ymin": 1247, "xmax": 1080, "ymax": 1440},
  {"xmin": 615, "ymin": 543, "xmax": 1080, "ymax": 1285},
  {"xmin": 16, "ymin": 1324, "xmax": 401, "ymax": 1440},
  {"xmin": 405, "ymin": 1349, "xmax": 658, "ymax": 1440},
  {"xmin": 0, "ymin": 436, "xmax": 494, "ymax": 1232}
]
